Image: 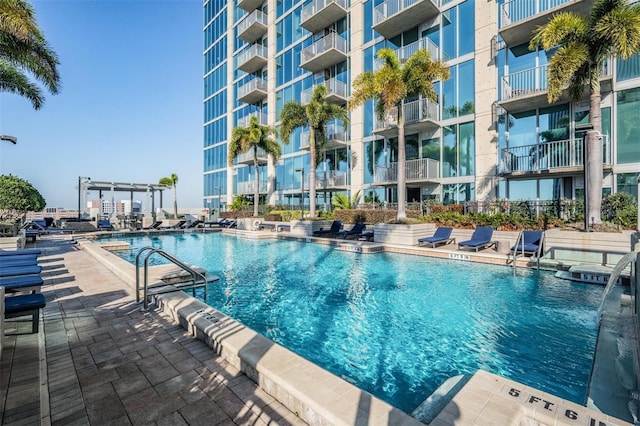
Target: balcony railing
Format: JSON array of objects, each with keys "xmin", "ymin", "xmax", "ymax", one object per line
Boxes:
[
  {"xmin": 237, "ymin": 44, "xmax": 268, "ymax": 73},
  {"xmin": 300, "ymin": 32, "xmax": 348, "ymax": 72},
  {"xmin": 236, "ymin": 147, "xmax": 268, "ymax": 164},
  {"xmin": 237, "ymin": 77, "xmax": 267, "ymax": 103},
  {"xmin": 374, "ymin": 98, "xmax": 439, "ymax": 131},
  {"xmin": 501, "ymin": 0, "xmax": 571, "ymax": 27},
  {"xmin": 502, "ymin": 62, "xmax": 613, "ymax": 101},
  {"xmin": 373, "ymin": 0, "xmax": 440, "ymax": 38},
  {"xmin": 398, "ymin": 37, "xmax": 442, "ymax": 61},
  {"xmin": 237, "ymin": 112, "xmax": 268, "ymax": 127},
  {"xmin": 374, "ymin": 158, "xmax": 440, "ymax": 183},
  {"xmin": 237, "ymin": 10, "xmax": 267, "ymax": 43},
  {"xmin": 301, "ymin": 79, "xmax": 348, "ymax": 104},
  {"xmin": 301, "ymin": 0, "xmax": 348, "ymax": 33},
  {"xmin": 315, "ymin": 170, "xmax": 348, "ymax": 189},
  {"xmin": 300, "ymin": 123, "xmax": 347, "ymax": 150},
  {"xmin": 237, "ymin": 180, "xmax": 268, "ymax": 194},
  {"xmin": 498, "ymin": 136, "xmax": 611, "ymax": 174}
]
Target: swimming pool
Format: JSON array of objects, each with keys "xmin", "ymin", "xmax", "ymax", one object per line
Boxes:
[{"xmin": 108, "ymin": 232, "xmax": 602, "ymax": 412}]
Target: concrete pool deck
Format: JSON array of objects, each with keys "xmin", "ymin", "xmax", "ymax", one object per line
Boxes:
[{"xmin": 0, "ymin": 232, "xmax": 635, "ymax": 425}]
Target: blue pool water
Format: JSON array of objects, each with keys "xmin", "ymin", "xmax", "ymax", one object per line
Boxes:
[{"xmin": 107, "ymin": 232, "xmax": 602, "ymax": 412}]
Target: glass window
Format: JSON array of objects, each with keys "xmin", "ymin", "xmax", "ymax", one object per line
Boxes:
[
  {"xmin": 458, "ymin": 60, "xmax": 474, "ymax": 115},
  {"xmin": 617, "ymin": 87, "xmax": 640, "ymax": 164},
  {"xmin": 617, "ymin": 54, "xmax": 640, "ymax": 81},
  {"xmin": 406, "ymin": 134, "xmax": 419, "ymax": 160},
  {"xmin": 617, "ymin": 173, "xmax": 638, "ymax": 200},
  {"xmin": 539, "ymin": 105, "xmax": 570, "ymax": 143},
  {"xmin": 442, "ymin": 65, "xmax": 457, "ymax": 119},
  {"xmin": 442, "ymin": 183, "xmax": 474, "ymax": 204},
  {"xmin": 443, "ymin": 125, "xmax": 457, "ymax": 177},
  {"xmin": 458, "ymin": 0, "xmax": 474, "ymax": 56},
  {"xmin": 421, "ymin": 138, "xmax": 440, "ymax": 161},
  {"xmin": 508, "ymin": 110, "xmax": 537, "ymax": 148},
  {"xmin": 442, "ymin": 7, "xmax": 455, "ymax": 60},
  {"xmin": 509, "ymin": 180, "xmax": 537, "ymax": 200},
  {"xmin": 458, "ymin": 121, "xmax": 474, "ymax": 176}
]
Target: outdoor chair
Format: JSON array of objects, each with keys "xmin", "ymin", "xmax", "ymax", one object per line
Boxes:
[
  {"xmin": 97, "ymin": 219, "xmax": 114, "ymax": 231},
  {"xmin": 4, "ymin": 293, "xmax": 47, "ymax": 333},
  {"xmin": 312, "ymin": 221, "xmax": 342, "ymax": 237},
  {"xmin": 0, "ymin": 255, "xmax": 39, "ymax": 268},
  {"xmin": 338, "ymin": 223, "xmax": 367, "ymax": 239},
  {"xmin": 183, "ymin": 220, "xmax": 203, "ymax": 229},
  {"xmin": 0, "ymin": 249, "xmax": 42, "ymax": 256},
  {"xmin": 511, "ymin": 230, "xmax": 544, "ymax": 258},
  {"xmin": 0, "ymin": 275, "xmax": 43, "ymax": 294},
  {"xmin": 458, "ymin": 226, "xmax": 497, "ymax": 252},
  {"xmin": 0, "ymin": 265, "xmax": 42, "ymax": 277},
  {"xmin": 143, "ymin": 221, "xmax": 163, "ymax": 230},
  {"xmin": 418, "ymin": 227, "xmax": 455, "ymax": 248}
]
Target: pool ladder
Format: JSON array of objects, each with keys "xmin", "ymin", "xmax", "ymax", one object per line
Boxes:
[
  {"xmin": 510, "ymin": 231, "xmax": 545, "ymax": 273},
  {"xmin": 135, "ymin": 246, "xmax": 212, "ymax": 310}
]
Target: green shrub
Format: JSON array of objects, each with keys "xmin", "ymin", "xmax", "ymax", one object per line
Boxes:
[{"xmin": 602, "ymin": 192, "xmax": 637, "ymax": 229}]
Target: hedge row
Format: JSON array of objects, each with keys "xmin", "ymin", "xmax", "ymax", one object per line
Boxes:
[{"xmin": 333, "ymin": 209, "xmax": 421, "ymax": 224}]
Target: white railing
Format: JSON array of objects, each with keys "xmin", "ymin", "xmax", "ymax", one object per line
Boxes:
[
  {"xmin": 237, "ymin": 112, "xmax": 268, "ymax": 127},
  {"xmin": 237, "ymin": 180, "xmax": 268, "ymax": 194},
  {"xmin": 301, "ymin": 32, "xmax": 348, "ymax": 64},
  {"xmin": 237, "ymin": 9, "xmax": 267, "ymax": 35},
  {"xmin": 301, "ymin": 79, "xmax": 348, "ymax": 104},
  {"xmin": 300, "ymin": 123, "xmax": 347, "ymax": 149},
  {"xmin": 301, "ymin": 0, "xmax": 347, "ymax": 22},
  {"xmin": 398, "ymin": 37, "xmax": 441, "ymax": 61},
  {"xmin": 238, "ymin": 77, "xmax": 267, "ymax": 99},
  {"xmin": 501, "ymin": 0, "xmax": 570, "ymax": 27},
  {"xmin": 236, "ymin": 147, "xmax": 268, "ymax": 164},
  {"xmin": 498, "ymin": 136, "xmax": 611, "ymax": 174},
  {"xmin": 374, "ymin": 0, "xmax": 440, "ymax": 25},
  {"xmin": 503, "ymin": 61, "xmax": 612, "ymax": 100},
  {"xmin": 237, "ymin": 44, "xmax": 267, "ymax": 67},
  {"xmin": 374, "ymin": 158, "xmax": 440, "ymax": 182},
  {"xmin": 502, "ymin": 65, "xmax": 548, "ymax": 100},
  {"xmin": 316, "ymin": 170, "xmax": 348, "ymax": 188},
  {"xmin": 374, "ymin": 98, "xmax": 440, "ymax": 131}
]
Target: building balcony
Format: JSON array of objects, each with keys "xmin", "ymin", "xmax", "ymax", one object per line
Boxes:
[
  {"xmin": 237, "ymin": 112, "xmax": 268, "ymax": 127},
  {"xmin": 237, "ymin": 180, "xmax": 268, "ymax": 194},
  {"xmin": 374, "ymin": 158, "xmax": 440, "ymax": 185},
  {"xmin": 300, "ymin": 33, "xmax": 348, "ymax": 73},
  {"xmin": 236, "ymin": 147, "xmax": 269, "ymax": 165},
  {"xmin": 237, "ymin": 44, "xmax": 268, "ymax": 74},
  {"xmin": 498, "ymin": 136, "xmax": 612, "ymax": 176},
  {"xmin": 237, "ymin": 10, "xmax": 268, "ymax": 43},
  {"xmin": 237, "ymin": 0, "xmax": 263, "ymax": 13},
  {"xmin": 373, "ymin": 98, "xmax": 440, "ymax": 138},
  {"xmin": 303, "ymin": 171, "xmax": 348, "ymax": 191},
  {"xmin": 499, "ymin": 0, "xmax": 595, "ymax": 47},
  {"xmin": 237, "ymin": 77, "xmax": 268, "ymax": 104},
  {"xmin": 301, "ymin": 79, "xmax": 348, "ymax": 104},
  {"xmin": 499, "ymin": 62, "xmax": 612, "ymax": 113},
  {"xmin": 300, "ymin": 123, "xmax": 347, "ymax": 151},
  {"xmin": 301, "ymin": 0, "xmax": 348, "ymax": 33},
  {"xmin": 373, "ymin": 0, "xmax": 440, "ymax": 39}
]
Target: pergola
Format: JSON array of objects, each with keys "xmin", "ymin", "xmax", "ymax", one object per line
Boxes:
[{"xmin": 78, "ymin": 178, "xmax": 169, "ymax": 220}]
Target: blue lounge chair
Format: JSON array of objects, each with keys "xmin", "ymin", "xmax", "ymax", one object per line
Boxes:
[
  {"xmin": 97, "ymin": 219, "xmax": 114, "ymax": 231},
  {"xmin": 418, "ymin": 227, "xmax": 455, "ymax": 248},
  {"xmin": 338, "ymin": 223, "xmax": 367, "ymax": 239},
  {"xmin": 5, "ymin": 293, "xmax": 47, "ymax": 333},
  {"xmin": 183, "ymin": 220, "xmax": 203, "ymax": 229},
  {"xmin": 0, "ymin": 265, "xmax": 42, "ymax": 277},
  {"xmin": 357, "ymin": 231, "xmax": 374, "ymax": 241},
  {"xmin": 313, "ymin": 221, "xmax": 342, "ymax": 237},
  {"xmin": 163, "ymin": 220, "xmax": 187, "ymax": 229},
  {"xmin": 511, "ymin": 231, "xmax": 544, "ymax": 258},
  {"xmin": 0, "ymin": 255, "xmax": 38, "ymax": 267},
  {"xmin": 0, "ymin": 249, "xmax": 41, "ymax": 256},
  {"xmin": 458, "ymin": 226, "xmax": 497, "ymax": 252},
  {"xmin": 0, "ymin": 275, "xmax": 43, "ymax": 293}
]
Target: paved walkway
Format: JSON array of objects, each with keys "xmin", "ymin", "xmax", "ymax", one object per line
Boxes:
[{"xmin": 0, "ymin": 236, "xmax": 306, "ymax": 426}]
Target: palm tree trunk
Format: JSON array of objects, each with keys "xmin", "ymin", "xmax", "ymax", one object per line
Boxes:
[
  {"xmin": 309, "ymin": 131, "xmax": 317, "ymax": 218},
  {"xmin": 587, "ymin": 75, "xmax": 603, "ymax": 225},
  {"xmin": 253, "ymin": 156, "xmax": 260, "ymax": 217},
  {"xmin": 396, "ymin": 105, "xmax": 407, "ymax": 220},
  {"xmin": 173, "ymin": 186, "xmax": 178, "ymax": 219}
]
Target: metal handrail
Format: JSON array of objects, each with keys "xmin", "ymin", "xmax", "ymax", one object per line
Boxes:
[{"xmin": 135, "ymin": 246, "xmax": 208, "ymax": 310}]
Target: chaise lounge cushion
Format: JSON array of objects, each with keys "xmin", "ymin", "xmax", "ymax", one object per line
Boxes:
[{"xmin": 5, "ymin": 293, "xmax": 46, "ymax": 314}]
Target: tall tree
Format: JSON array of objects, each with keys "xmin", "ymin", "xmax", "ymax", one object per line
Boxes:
[
  {"xmin": 530, "ymin": 0, "xmax": 640, "ymax": 224},
  {"xmin": 228, "ymin": 116, "xmax": 280, "ymax": 217},
  {"xmin": 280, "ymin": 85, "xmax": 349, "ymax": 218},
  {"xmin": 159, "ymin": 174, "xmax": 179, "ymax": 219},
  {"xmin": 0, "ymin": 174, "xmax": 45, "ymax": 221},
  {"xmin": 350, "ymin": 48, "xmax": 449, "ymax": 220},
  {"xmin": 0, "ymin": 0, "xmax": 61, "ymax": 109}
]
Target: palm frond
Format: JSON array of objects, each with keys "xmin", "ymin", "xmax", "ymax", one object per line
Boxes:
[
  {"xmin": 529, "ymin": 12, "xmax": 588, "ymax": 51},
  {"xmin": 0, "ymin": 60, "xmax": 43, "ymax": 108},
  {"xmin": 279, "ymin": 101, "xmax": 308, "ymax": 142},
  {"xmin": 593, "ymin": 5, "xmax": 640, "ymax": 59},
  {"xmin": 0, "ymin": 0, "xmax": 42, "ymax": 42},
  {"xmin": 546, "ymin": 42, "xmax": 589, "ymax": 102},
  {"xmin": 349, "ymin": 71, "xmax": 376, "ymax": 110}
]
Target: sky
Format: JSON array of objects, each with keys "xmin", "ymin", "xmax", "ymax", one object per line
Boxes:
[{"xmin": 0, "ymin": 0, "xmax": 205, "ymax": 209}]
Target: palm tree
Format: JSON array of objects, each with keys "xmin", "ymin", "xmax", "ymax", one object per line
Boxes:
[
  {"xmin": 332, "ymin": 190, "xmax": 361, "ymax": 210},
  {"xmin": 228, "ymin": 116, "xmax": 280, "ymax": 217},
  {"xmin": 280, "ymin": 84, "xmax": 349, "ymax": 219},
  {"xmin": 350, "ymin": 48, "xmax": 449, "ymax": 220},
  {"xmin": 0, "ymin": 0, "xmax": 61, "ymax": 109},
  {"xmin": 159, "ymin": 173, "xmax": 179, "ymax": 218},
  {"xmin": 530, "ymin": 0, "xmax": 640, "ymax": 224}
]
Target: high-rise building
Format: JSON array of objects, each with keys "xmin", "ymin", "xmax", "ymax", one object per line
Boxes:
[{"xmin": 203, "ymin": 0, "xmax": 640, "ymax": 211}]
